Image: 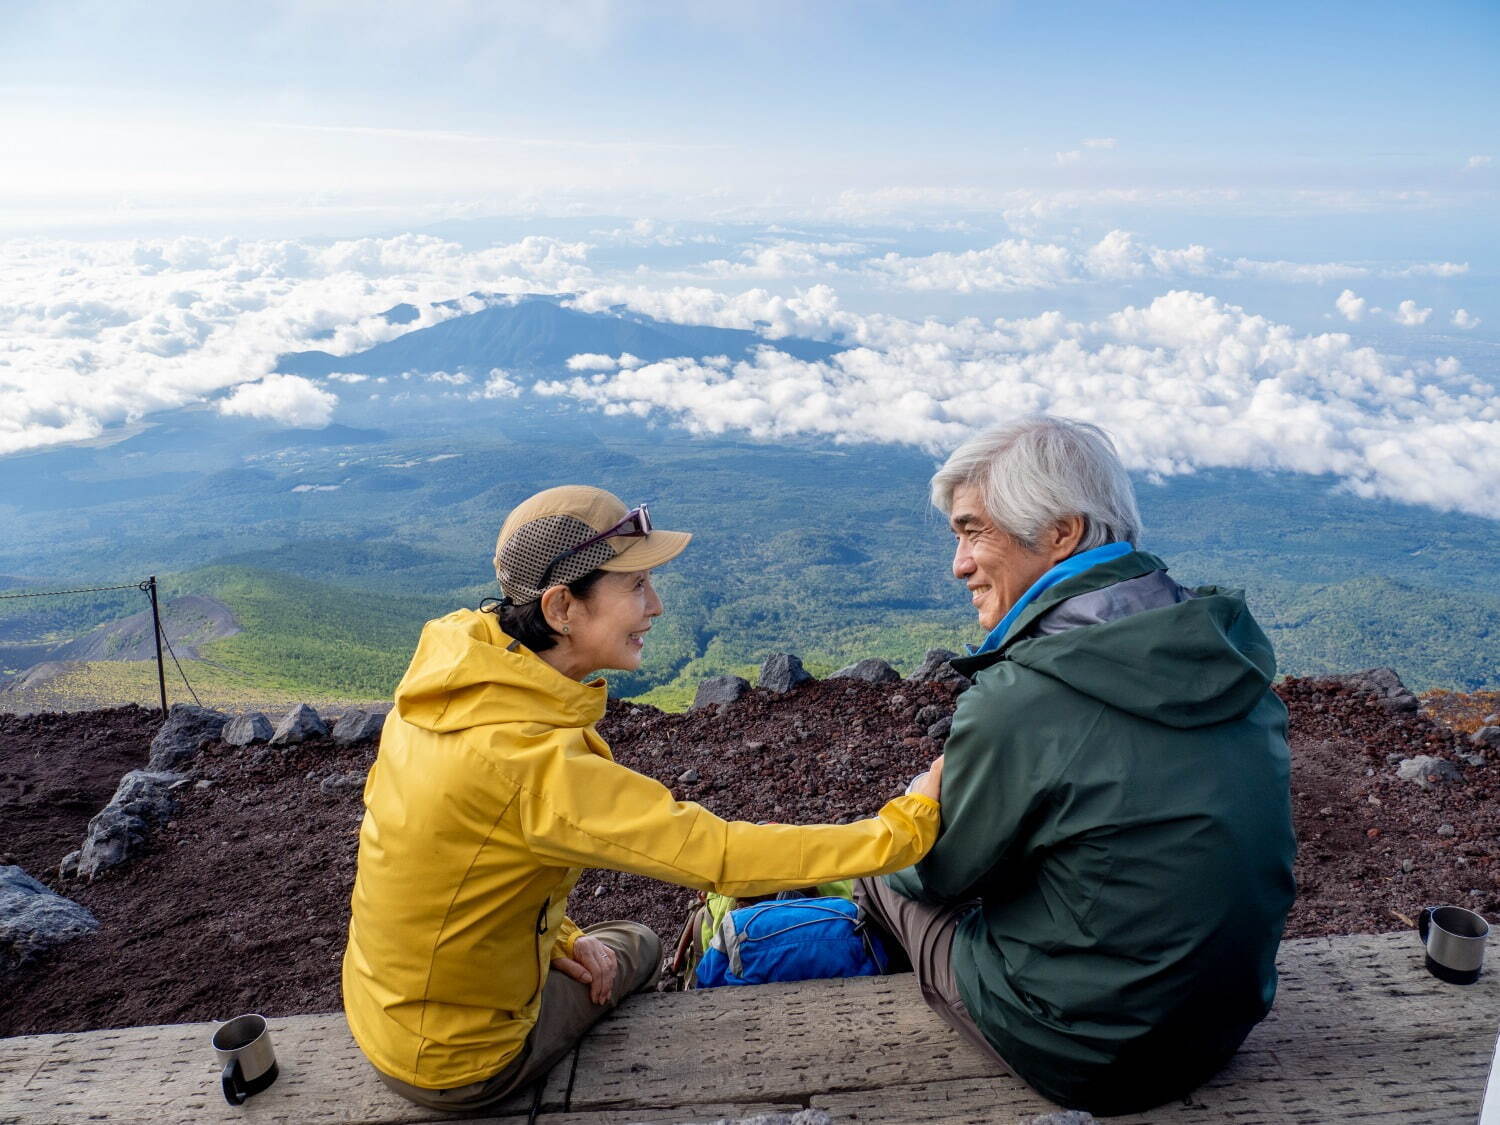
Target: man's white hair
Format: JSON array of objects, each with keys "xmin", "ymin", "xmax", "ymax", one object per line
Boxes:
[{"xmin": 931, "ymin": 415, "xmax": 1142, "ymax": 550}]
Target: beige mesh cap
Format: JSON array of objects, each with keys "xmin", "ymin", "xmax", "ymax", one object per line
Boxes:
[{"xmin": 493, "ymin": 485, "xmax": 692, "ymax": 604}]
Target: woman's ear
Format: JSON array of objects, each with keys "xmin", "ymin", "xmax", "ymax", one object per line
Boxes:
[{"xmin": 539, "ymin": 586, "xmax": 573, "ymax": 636}]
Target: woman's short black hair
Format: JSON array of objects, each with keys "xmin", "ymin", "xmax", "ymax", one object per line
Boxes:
[{"xmin": 484, "ymin": 568, "xmax": 606, "ymax": 652}]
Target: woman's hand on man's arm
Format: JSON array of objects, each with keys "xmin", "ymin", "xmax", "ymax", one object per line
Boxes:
[{"xmin": 908, "ymin": 754, "xmax": 944, "ymax": 801}]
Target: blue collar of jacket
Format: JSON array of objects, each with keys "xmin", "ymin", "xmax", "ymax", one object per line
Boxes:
[{"xmin": 968, "ymin": 541, "xmax": 1135, "ymax": 656}]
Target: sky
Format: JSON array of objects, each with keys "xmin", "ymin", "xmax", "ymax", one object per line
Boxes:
[{"xmin": 2, "ymin": 1, "xmax": 1497, "ymax": 516}]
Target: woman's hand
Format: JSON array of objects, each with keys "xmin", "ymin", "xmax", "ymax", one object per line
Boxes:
[
  {"xmin": 552, "ymin": 934, "xmax": 618, "ymax": 1005},
  {"xmin": 910, "ymin": 754, "xmax": 944, "ymax": 801}
]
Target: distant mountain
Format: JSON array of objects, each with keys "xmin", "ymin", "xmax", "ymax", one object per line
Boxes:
[{"xmin": 275, "ymin": 296, "xmax": 843, "ymax": 379}]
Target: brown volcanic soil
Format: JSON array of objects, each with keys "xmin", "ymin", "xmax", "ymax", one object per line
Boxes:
[{"xmin": 1, "ymin": 676, "xmax": 1496, "ymax": 1038}]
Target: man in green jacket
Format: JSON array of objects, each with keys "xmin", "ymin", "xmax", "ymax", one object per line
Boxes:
[{"xmin": 858, "ymin": 415, "xmax": 1296, "ymax": 1116}]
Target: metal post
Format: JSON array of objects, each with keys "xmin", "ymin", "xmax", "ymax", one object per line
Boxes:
[{"xmin": 146, "ymin": 575, "xmax": 168, "ymax": 715}]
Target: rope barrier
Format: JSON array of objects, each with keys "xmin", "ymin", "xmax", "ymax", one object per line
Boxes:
[
  {"xmin": 1, "ymin": 575, "xmax": 203, "ymax": 711},
  {"xmin": 0, "ymin": 581, "xmax": 147, "ymax": 599},
  {"xmin": 157, "ymin": 619, "xmax": 203, "ymax": 708}
]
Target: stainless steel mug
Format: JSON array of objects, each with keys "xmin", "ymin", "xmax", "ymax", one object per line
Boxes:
[
  {"xmin": 1419, "ymin": 905, "xmax": 1489, "ymax": 985},
  {"xmin": 211, "ymin": 1014, "xmax": 279, "ymax": 1105}
]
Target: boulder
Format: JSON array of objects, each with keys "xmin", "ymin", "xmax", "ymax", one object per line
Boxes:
[
  {"xmin": 759, "ymin": 653, "xmax": 813, "ymax": 694},
  {"xmin": 76, "ymin": 769, "xmax": 185, "ymax": 880},
  {"xmin": 926, "ymin": 714, "xmax": 954, "ymax": 742},
  {"xmin": 222, "ymin": 712, "xmax": 273, "ymax": 747},
  {"xmin": 829, "ymin": 658, "xmax": 901, "ymax": 684},
  {"xmin": 1333, "ymin": 667, "xmax": 1419, "ymax": 712},
  {"xmin": 270, "ymin": 703, "xmax": 329, "ymax": 746},
  {"xmin": 0, "ymin": 866, "xmax": 99, "ymax": 973},
  {"xmin": 146, "ymin": 703, "xmax": 229, "ymax": 771},
  {"xmin": 692, "ymin": 675, "xmax": 751, "ymax": 710},
  {"xmin": 332, "ymin": 709, "xmax": 388, "ymax": 745},
  {"xmin": 911, "ymin": 648, "xmax": 972, "ymax": 691},
  {"xmin": 1470, "ymin": 725, "xmax": 1500, "ymax": 749},
  {"xmin": 1396, "ymin": 755, "xmax": 1463, "ymax": 790}
]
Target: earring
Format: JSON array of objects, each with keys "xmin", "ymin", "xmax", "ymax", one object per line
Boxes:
[{"xmin": 561, "ymin": 625, "xmax": 570, "ymax": 634}]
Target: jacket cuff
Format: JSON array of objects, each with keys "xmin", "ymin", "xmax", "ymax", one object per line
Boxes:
[{"xmin": 552, "ymin": 915, "xmax": 584, "ymax": 959}]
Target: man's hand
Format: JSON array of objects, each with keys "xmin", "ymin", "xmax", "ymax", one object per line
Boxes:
[
  {"xmin": 552, "ymin": 934, "xmax": 618, "ymax": 1005},
  {"xmin": 910, "ymin": 754, "xmax": 944, "ymax": 801}
]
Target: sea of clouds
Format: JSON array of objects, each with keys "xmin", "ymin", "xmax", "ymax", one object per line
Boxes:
[{"xmin": 1, "ymin": 225, "xmax": 1495, "ymax": 518}]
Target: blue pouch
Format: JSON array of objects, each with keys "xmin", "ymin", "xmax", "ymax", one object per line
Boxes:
[{"xmin": 694, "ymin": 896, "xmax": 889, "ymax": 988}]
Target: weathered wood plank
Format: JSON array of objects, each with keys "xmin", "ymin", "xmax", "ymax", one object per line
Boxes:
[{"xmin": 0, "ymin": 931, "xmax": 1492, "ymax": 1124}]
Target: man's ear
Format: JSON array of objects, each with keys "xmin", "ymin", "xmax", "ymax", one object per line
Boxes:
[{"xmin": 1045, "ymin": 515, "xmax": 1086, "ymax": 562}]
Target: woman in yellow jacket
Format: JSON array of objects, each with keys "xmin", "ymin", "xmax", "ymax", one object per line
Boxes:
[{"xmin": 343, "ymin": 485, "xmax": 943, "ymax": 1112}]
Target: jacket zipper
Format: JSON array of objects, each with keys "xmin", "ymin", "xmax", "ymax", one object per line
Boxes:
[{"xmin": 527, "ymin": 897, "xmax": 550, "ymax": 1007}]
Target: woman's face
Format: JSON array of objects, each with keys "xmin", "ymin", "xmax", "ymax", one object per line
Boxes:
[{"xmin": 557, "ymin": 569, "xmax": 663, "ymax": 677}]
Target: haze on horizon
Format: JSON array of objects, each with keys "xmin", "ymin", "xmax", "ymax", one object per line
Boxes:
[{"xmin": 2, "ymin": 0, "xmax": 1497, "ymax": 519}]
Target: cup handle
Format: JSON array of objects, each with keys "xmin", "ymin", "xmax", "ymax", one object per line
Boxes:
[
  {"xmin": 1418, "ymin": 907, "xmax": 1432, "ymax": 945},
  {"xmin": 222, "ymin": 1057, "xmax": 247, "ymax": 1106}
]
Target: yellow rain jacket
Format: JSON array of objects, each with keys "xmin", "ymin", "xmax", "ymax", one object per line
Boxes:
[{"xmin": 342, "ymin": 609, "xmax": 940, "ymax": 1089}]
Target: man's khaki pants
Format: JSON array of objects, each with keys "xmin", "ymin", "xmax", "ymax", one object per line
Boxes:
[
  {"xmin": 854, "ymin": 876, "xmax": 1012, "ymax": 1072},
  {"xmin": 375, "ymin": 920, "xmax": 661, "ymax": 1112}
]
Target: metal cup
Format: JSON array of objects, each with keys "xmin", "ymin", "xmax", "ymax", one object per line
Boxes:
[
  {"xmin": 211, "ymin": 1014, "xmax": 279, "ymax": 1106},
  {"xmin": 1419, "ymin": 905, "xmax": 1489, "ymax": 985}
]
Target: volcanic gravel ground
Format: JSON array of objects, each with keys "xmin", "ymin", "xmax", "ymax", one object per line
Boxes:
[
  {"xmin": 0, "ymin": 676, "xmax": 1495, "ymax": 1037},
  {"xmin": 0, "ymin": 705, "xmax": 158, "ymax": 878}
]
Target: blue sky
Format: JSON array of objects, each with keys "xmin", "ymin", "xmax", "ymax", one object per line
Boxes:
[
  {"xmin": 2, "ymin": 2, "xmax": 1497, "ymax": 516},
  {"xmin": 4, "ymin": 1, "xmax": 1496, "ymax": 244}
]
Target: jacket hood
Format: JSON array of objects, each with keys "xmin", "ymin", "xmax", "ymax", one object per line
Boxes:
[
  {"xmin": 394, "ymin": 609, "xmax": 607, "ymax": 734},
  {"xmin": 955, "ymin": 552, "xmax": 1277, "ymax": 729}
]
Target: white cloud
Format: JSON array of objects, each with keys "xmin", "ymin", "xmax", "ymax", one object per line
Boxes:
[
  {"xmin": 0, "ymin": 233, "xmax": 593, "ymax": 454},
  {"xmin": 476, "ymin": 369, "xmax": 521, "ymax": 399},
  {"xmin": 1393, "ymin": 299, "xmax": 1432, "ymax": 327},
  {"xmin": 218, "ymin": 373, "xmax": 336, "ymax": 426},
  {"xmin": 861, "ymin": 231, "xmax": 1465, "ymax": 292},
  {"xmin": 1054, "ymin": 150, "xmax": 1082, "ymax": 166},
  {"xmin": 1467, "ymin": 155, "xmax": 1493, "ymax": 170},
  {"xmin": 1082, "ymin": 137, "xmax": 1118, "ymax": 150},
  {"xmin": 567, "ymin": 352, "xmax": 619, "ymax": 371},
  {"xmin": 542, "ymin": 289, "xmax": 1500, "ymax": 519},
  {"xmin": 1335, "ymin": 289, "xmax": 1366, "ymax": 322},
  {"xmin": 1452, "ymin": 308, "xmax": 1482, "ymax": 329}
]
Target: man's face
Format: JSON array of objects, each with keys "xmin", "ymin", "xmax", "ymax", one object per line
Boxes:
[{"xmin": 948, "ymin": 482, "xmax": 1055, "ymax": 631}]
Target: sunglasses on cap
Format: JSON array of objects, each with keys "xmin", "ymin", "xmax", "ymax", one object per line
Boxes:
[{"xmin": 537, "ymin": 503, "xmax": 653, "ymax": 589}]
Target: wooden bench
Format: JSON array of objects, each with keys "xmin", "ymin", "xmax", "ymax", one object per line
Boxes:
[{"xmin": 1, "ymin": 931, "xmax": 1494, "ymax": 1124}]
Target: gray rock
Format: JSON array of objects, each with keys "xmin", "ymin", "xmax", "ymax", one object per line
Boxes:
[
  {"xmin": 1463, "ymin": 753, "xmax": 1488, "ymax": 768},
  {"xmin": 1022, "ymin": 1113, "xmax": 1097, "ymax": 1125},
  {"xmin": 927, "ymin": 714, "xmax": 954, "ymax": 741},
  {"xmin": 915, "ymin": 703, "xmax": 945, "ymax": 726},
  {"xmin": 678, "ymin": 768, "xmax": 700, "ymax": 784},
  {"xmin": 1333, "ymin": 667, "xmax": 1419, "ymax": 712},
  {"xmin": 222, "ymin": 712, "xmax": 273, "ymax": 746},
  {"xmin": 57, "ymin": 850, "xmax": 80, "ymax": 881},
  {"xmin": 146, "ymin": 703, "xmax": 229, "ymax": 771},
  {"xmin": 270, "ymin": 703, "xmax": 329, "ymax": 746},
  {"xmin": 829, "ymin": 658, "xmax": 901, "ymax": 684},
  {"xmin": 318, "ymin": 771, "xmax": 366, "ymax": 797},
  {"xmin": 76, "ymin": 769, "xmax": 185, "ymax": 880},
  {"xmin": 332, "ymin": 709, "xmax": 388, "ymax": 745},
  {"xmin": 1396, "ymin": 755, "xmax": 1463, "ymax": 789},
  {"xmin": 1484, "ymin": 713, "xmax": 1500, "ymax": 725},
  {"xmin": 692, "ymin": 675, "xmax": 751, "ymax": 710},
  {"xmin": 1437, "ymin": 823, "xmax": 1457, "ymax": 836},
  {"xmin": 1470, "ymin": 725, "xmax": 1500, "ymax": 748},
  {"xmin": 759, "ymin": 653, "xmax": 813, "ymax": 694},
  {"xmin": 0, "ymin": 866, "xmax": 99, "ymax": 972},
  {"xmin": 911, "ymin": 647, "xmax": 972, "ymax": 690}
]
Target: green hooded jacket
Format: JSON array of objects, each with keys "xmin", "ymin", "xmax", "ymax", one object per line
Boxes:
[{"xmin": 886, "ymin": 550, "xmax": 1296, "ymax": 1115}]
